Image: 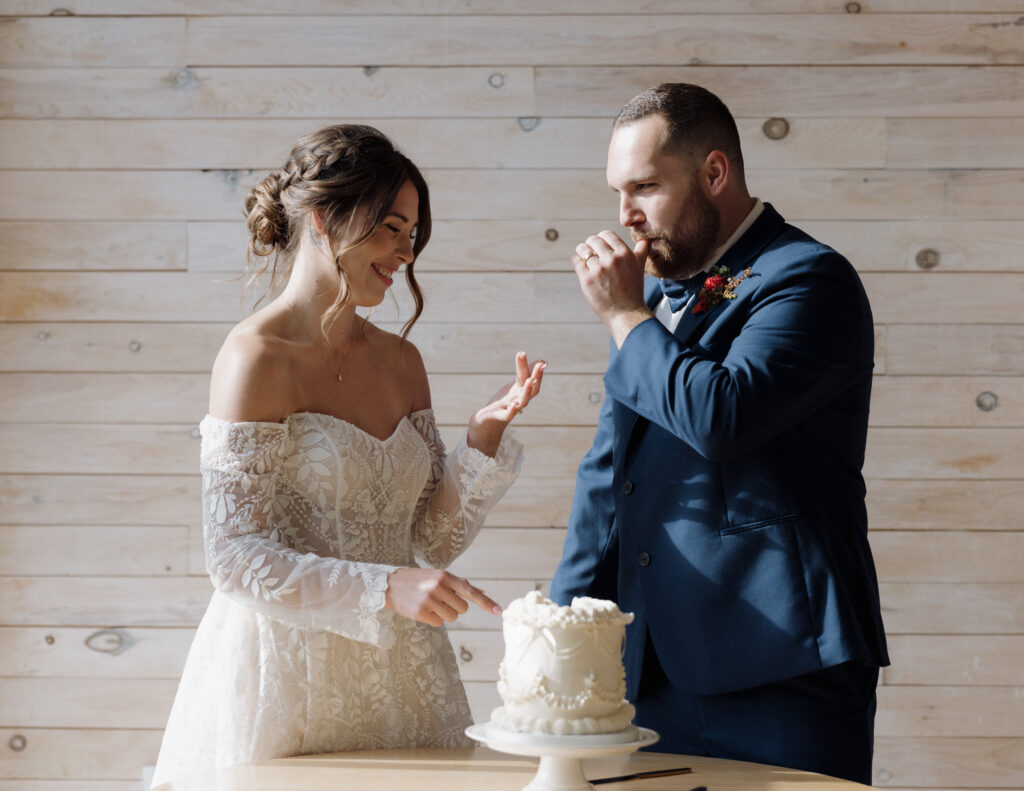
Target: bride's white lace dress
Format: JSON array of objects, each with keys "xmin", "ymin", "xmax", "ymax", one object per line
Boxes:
[{"xmin": 150, "ymin": 410, "xmax": 522, "ymax": 787}]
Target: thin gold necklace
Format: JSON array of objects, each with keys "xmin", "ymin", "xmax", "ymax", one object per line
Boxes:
[
  {"xmin": 328, "ymin": 314, "xmax": 365, "ymax": 383},
  {"xmin": 285, "ymin": 300, "xmax": 364, "ymax": 384}
]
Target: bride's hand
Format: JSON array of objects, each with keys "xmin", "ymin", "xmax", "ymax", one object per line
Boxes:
[
  {"xmin": 467, "ymin": 351, "xmax": 546, "ymax": 456},
  {"xmin": 385, "ymin": 568, "xmax": 501, "ymax": 626}
]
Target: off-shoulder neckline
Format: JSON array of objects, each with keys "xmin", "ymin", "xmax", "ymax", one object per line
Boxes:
[{"xmin": 202, "ymin": 409, "xmax": 434, "ymax": 444}]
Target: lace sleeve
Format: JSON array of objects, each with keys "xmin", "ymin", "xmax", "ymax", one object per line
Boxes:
[
  {"xmin": 408, "ymin": 410, "xmax": 523, "ymax": 569},
  {"xmin": 199, "ymin": 415, "xmax": 397, "ymax": 648}
]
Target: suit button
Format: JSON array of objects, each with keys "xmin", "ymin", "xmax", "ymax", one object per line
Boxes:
[
  {"xmin": 638, "ymin": 551, "xmax": 651, "ymax": 567},
  {"xmin": 622, "ymin": 480, "xmax": 634, "ymax": 495}
]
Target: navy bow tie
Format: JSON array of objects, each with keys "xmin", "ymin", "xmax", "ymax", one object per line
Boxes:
[{"xmin": 658, "ymin": 272, "xmax": 709, "ymax": 313}]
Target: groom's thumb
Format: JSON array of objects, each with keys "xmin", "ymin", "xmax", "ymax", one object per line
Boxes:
[{"xmin": 633, "ymin": 239, "xmax": 650, "ymax": 267}]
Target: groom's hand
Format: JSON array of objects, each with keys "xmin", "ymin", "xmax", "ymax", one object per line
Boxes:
[
  {"xmin": 573, "ymin": 231, "xmax": 654, "ymax": 348},
  {"xmin": 385, "ymin": 568, "xmax": 502, "ymax": 627}
]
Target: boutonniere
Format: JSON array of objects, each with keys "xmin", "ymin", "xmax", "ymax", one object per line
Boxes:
[{"xmin": 692, "ymin": 265, "xmax": 753, "ymax": 314}]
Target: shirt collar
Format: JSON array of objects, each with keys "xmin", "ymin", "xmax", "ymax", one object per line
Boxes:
[{"xmin": 703, "ymin": 197, "xmax": 764, "ymax": 272}]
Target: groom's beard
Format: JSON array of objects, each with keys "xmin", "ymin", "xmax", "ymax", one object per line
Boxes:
[{"xmin": 636, "ymin": 183, "xmax": 721, "ymax": 281}]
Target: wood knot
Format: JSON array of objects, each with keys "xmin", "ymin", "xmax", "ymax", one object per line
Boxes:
[{"xmin": 762, "ymin": 118, "xmax": 790, "ymax": 140}]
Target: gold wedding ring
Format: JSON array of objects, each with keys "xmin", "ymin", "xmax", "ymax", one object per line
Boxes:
[{"xmin": 582, "ymin": 248, "xmax": 598, "ymax": 263}]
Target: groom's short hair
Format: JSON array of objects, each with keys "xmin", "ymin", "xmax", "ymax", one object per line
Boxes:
[{"xmin": 614, "ymin": 83, "xmax": 746, "ymax": 182}]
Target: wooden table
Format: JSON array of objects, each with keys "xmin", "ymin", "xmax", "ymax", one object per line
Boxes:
[{"xmin": 153, "ymin": 746, "xmax": 874, "ymax": 790}]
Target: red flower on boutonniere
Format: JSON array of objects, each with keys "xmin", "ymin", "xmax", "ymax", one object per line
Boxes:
[{"xmin": 692, "ymin": 265, "xmax": 754, "ymax": 314}]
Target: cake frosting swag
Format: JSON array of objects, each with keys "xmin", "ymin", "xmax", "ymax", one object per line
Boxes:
[{"xmin": 491, "ymin": 591, "xmax": 635, "ymax": 735}]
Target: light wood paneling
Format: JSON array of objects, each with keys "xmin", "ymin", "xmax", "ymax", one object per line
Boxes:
[
  {"xmin": 0, "ymin": 67, "xmax": 535, "ymax": 119},
  {"xmin": 5, "ymin": 1, "xmax": 1024, "ymax": 13},
  {"xmin": 0, "ymin": 526, "xmax": 190, "ymax": 576},
  {"xmin": 888, "ymin": 118, "xmax": 1024, "ymax": 169},
  {"xmin": 450, "ymin": 629, "xmax": 504, "ymax": 681},
  {"xmin": 876, "ymin": 686, "xmax": 1024, "ymax": 737},
  {"xmin": 0, "ymin": 373, "xmax": 209, "ymax": 423},
  {"xmin": 0, "ymin": 626, "xmax": 195, "ymax": 679},
  {"xmin": 178, "ymin": 15, "xmax": 1024, "ymax": 67},
  {"xmin": 0, "ymin": 322, "xmax": 227, "ymax": 374},
  {"xmin": 0, "ymin": 221, "xmax": 186, "ymax": 271},
  {"xmin": 478, "ymin": 476, "xmax": 576, "ymax": 528},
  {"xmin": 873, "ymin": 737, "xmax": 1024, "ymax": 788},
  {"xmin": 464, "ymin": 681, "xmax": 502, "ymax": 729},
  {"xmin": 866, "ymin": 479, "xmax": 1024, "ymax": 531},
  {"xmin": 870, "ymin": 376, "xmax": 1024, "ymax": 427},
  {"xmin": 884, "ymin": 636, "xmax": 1024, "ymax": 686},
  {"xmin": 0, "ymin": 118, "xmax": 887, "ymax": 170},
  {"xmin": 0, "ymin": 576, "xmax": 213, "ymax": 627},
  {"xmin": 0, "ymin": 474, "xmax": 198, "ymax": 525},
  {"xmin": 0, "ymin": 782, "xmax": 139, "ymax": 791},
  {"xmin": 871, "ymin": 531, "xmax": 1024, "ymax": 583},
  {"xmin": 800, "ymin": 220, "xmax": 1024, "ymax": 273},
  {"xmin": 536, "ymin": 65, "xmax": 1024, "ymax": 117},
  {"xmin": 864, "ymin": 428, "xmax": 1024, "ymax": 480},
  {"xmin": 437, "ymin": 527, "xmax": 564, "ymax": 581},
  {"xmin": 6, "ymin": 1, "xmax": 1024, "ymax": 13},
  {"xmin": 0, "ymin": 17, "xmax": 185, "ymax": 68},
  {"xmin": 879, "ymin": 583, "xmax": 1024, "ymax": 634},
  {"xmin": 0, "ymin": 424, "xmax": 201, "ymax": 475},
  {"xmin": 860, "ymin": 273, "xmax": 1024, "ymax": 324},
  {"xmin": 0, "ymin": 678, "xmax": 177, "ymax": 728},
  {"xmin": 885, "ymin": 324, "xmax": 1024, "ymax": 376},
  {"xmin": 0, "ymin": 728, "xmax": 162, "ymax": 781}
]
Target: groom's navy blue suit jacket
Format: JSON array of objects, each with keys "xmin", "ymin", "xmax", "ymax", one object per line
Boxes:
[{"xmin": 550, "ymin": 204, "xmax": 889, "ymax": 698}]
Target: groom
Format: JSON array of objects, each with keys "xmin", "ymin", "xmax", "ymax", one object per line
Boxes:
[{"xmin": 549, "ymin": 84, "xmax": 889, "ymax": 784}]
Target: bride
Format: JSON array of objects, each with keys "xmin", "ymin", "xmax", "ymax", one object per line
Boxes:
[{"xmin": 150, "ymin": 125, "xmax": 544, "ymax": 787}]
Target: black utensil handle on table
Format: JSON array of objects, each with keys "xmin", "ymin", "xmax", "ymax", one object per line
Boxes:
[{"xmin": 589, "ymin": 766, "xmax": 694, "ymax": 784}]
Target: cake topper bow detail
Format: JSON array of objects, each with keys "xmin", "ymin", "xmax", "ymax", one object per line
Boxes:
[{"xmin": 692, "ymin": 265, "xmax": 754, "ymax": 314}]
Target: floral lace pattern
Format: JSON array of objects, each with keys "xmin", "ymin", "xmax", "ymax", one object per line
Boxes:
[{"xmin": 151, "ymin": 410, "xmax": 522, "ymax": 787}]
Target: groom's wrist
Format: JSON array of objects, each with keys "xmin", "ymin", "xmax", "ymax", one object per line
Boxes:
[{"xmin": 608, "ymin": 308, "xmax": 655, "ymax": 349}]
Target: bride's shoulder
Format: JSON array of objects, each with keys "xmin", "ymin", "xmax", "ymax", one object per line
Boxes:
[
  {"xmin": 364, "ymin": 322, "xmax": 430, "ymax": 409},
  {"xmin": 209, "ymin": 316, "xmax": 296, "ymax": 423}
]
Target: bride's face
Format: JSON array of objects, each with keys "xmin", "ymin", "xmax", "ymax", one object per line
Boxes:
[{"xmin": 336, "ymin": 180, "xmax": 420, "ymax": 307}]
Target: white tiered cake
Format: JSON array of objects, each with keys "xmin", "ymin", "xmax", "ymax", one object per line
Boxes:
[{"xmin": 491, "ymin": 591, "xmax": 635, "ymax": 736}]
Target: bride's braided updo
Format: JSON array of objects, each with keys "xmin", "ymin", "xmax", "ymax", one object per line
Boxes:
[{"xmin": 244, "ymin": 124, "xmax": 430, "ymax": 338}]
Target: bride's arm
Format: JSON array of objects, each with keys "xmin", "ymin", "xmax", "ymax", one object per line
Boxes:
[{"xmin": 201, "ymin": 329, "xmax": 398, "ymax": 645}]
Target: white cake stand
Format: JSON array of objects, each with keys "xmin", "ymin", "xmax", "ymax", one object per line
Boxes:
[{"xmin": 465, "ymin": 722, "xmax": 659, "ymax": 791}]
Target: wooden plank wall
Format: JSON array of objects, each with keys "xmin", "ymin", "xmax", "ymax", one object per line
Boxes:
[{"xmin": 1, "ymin": 2, "xmax": 1022, "ymax": 789}]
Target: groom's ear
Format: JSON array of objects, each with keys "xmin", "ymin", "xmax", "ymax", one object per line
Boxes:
[{"xmin": 701, "ymin": 150, "xmax": 730, "ymax": 197}]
